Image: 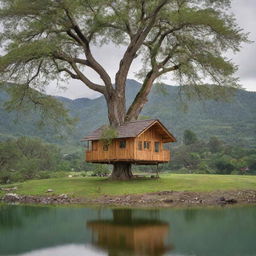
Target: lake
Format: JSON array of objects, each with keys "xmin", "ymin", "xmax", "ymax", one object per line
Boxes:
[{"xmin": 0, "ymin": 204, "xmax": 256, "ymax": 256}]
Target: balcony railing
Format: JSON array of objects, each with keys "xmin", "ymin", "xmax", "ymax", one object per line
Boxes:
[{"xmin": 163, "ymin": 149, "xmax": 170, "ymax": 161}]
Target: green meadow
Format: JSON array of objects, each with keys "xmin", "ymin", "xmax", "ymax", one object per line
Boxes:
[{"xmin": 1, "ymin": 174, "xmax": 256, "ymax": 198}]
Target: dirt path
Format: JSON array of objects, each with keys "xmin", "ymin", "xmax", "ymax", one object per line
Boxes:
[{"xmin": 1, "ymin": 190, "xmax": 256, "ymax": 208}]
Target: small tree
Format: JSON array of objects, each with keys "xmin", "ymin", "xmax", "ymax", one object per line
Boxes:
[
  {"xmin": 215, "ymin": 155, "xmax": 235, "ymax": 174},
  {"xmin": 0, "ymin": 0, "xmax": 248, "ymax": 179},
  {"xmin": 183, "ymin": 130, "xmax": 198, "ymax": 145},
  {"xmin": 208, "ymin": 136, "xmax": 223, "ymax": 153},
  {"xmin": 100, "ymin": 126, "xmax": 118, "ymax": 147}
]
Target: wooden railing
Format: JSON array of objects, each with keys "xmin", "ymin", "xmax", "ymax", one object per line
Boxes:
[
  {"xmin": 86, "ymin": 149, "xmax": 171, "ymax": 163},
  {"xmin": 163, "ymin": 149, "xmax": 170, "ymax": 162},
  {"xmin": 86, "ymin": 151, "xmax": 93, "ymax": 161},
  {"xmin": 86, "ymin": 150, "xmax": 134, "ymax": 162}
]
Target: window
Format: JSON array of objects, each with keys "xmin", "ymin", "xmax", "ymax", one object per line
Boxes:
[
  {"xmin": 103, "ymin": 145, "xmax": 108, "ymax": 151},
  {"xmin": 154, "ymin": 142, "xmax": 160, "ymax": 152},
  {"xmin": 119, "ymin": 140, "xmax": 126, "ymax": 148},
  {"xmin": 138, "ymin": 141, "xmax": 142, "ymax": 150},
  {"xmin": 144, "ymin": 141, "xmax": 151, "ymax": 150}
]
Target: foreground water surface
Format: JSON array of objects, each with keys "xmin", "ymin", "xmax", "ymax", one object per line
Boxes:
[{"xmin": 0, "ymin": 204, "xmax": 256, "ymax": 256}]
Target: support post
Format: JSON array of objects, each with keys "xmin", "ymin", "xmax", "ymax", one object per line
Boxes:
[{"xmin": 156, "ymin": 163, "xmax": 159, "ymax": 178}]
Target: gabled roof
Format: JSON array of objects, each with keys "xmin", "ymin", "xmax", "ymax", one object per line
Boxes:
[{"xmin": 81, "ymin": 119, "xmax": 176, "ymax": 143}]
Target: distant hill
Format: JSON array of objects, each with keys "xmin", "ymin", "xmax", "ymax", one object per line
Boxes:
[{"xmin": 0, "ymin": 79, "xmax": 255, "ymax": 147}]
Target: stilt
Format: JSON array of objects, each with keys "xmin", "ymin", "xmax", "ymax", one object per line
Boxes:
[{"xmin": 156, "ymin": 163, "xmax": 159, "ymax": 178}]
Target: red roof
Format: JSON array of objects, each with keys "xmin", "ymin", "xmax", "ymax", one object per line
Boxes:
[{"xmin": 81, "ymin": 119, "xmax": 176, "ymax": 143}]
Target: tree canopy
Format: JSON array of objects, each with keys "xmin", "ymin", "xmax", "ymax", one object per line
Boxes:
[{"xmin": 0, "ymin": 0, "xmax": 248, "ymax": 127}]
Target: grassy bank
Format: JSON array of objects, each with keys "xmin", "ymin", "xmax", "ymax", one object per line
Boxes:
[{"xmin": 1, "ymin": 174, "xmax": 256, "ymax": 199}]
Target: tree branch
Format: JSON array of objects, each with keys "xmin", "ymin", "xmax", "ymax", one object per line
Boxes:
[
  {"xmin": 158, "ymin": 44, "xmax": 180, "ymax": 67},
  {"xmin": 69, "ymin": 61, "xmax": 106, "ymax": 94},
  {"xmin": 157, "ymin": 64, "xmax": 181, "ymax": 76},
  {"xmin": 64, "ymin": 8, "xmax": 113, "ymax": 93},
  {"xmin": 26, "ymin": 60, "xmax": 43, "ymax": 85},
  {"xmin": 109, "ymin": 3, "xmax": 132, "ymax": 37},
  {"xmin": 125, "ymin": 70, "xmax": 158, "ymax": 121},
  {"xmin": 115, "ymin": 0, "xmax": 169, "ymax": 95},
  {"xmin": 52, "ymin": 59, "xmax": 79, "ymax": 79}
]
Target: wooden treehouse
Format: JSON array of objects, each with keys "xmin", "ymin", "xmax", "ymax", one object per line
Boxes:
[{"xmin": 82, "ymin": 119, "xmax": 176, "ymax": 165}]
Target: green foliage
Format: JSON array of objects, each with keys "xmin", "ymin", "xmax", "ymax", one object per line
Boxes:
[
  {"xmin": 208, "ymin": 136, "xmax": 223, "ymax": 153},
  {"xmin": 169, "ymin": 131, "xmax": 256, "ymax": 175},
  {"xmin": 184, "ymin": 129, "xmax": 198, "ymax": 145},
  {"xmin": 214, "ymin": 155, "xmax": 235, "ymax": 174},
  {"xmin": 2, "ymin": 83, "xmax": 76, "ymax": 130},
  {"xmin": 100, "ymin": 126, "xmax": 118, "ymax": 146},
  {"xmin": 0, "ymin": 137, "xmax": 61, "ymax": 183},
  {"xmin": 0, "ymin": 0, "xmax": 249, "ymax": 127},
  {"xmin": 0, "ymin": 141, "xmax": 21, "ymax": 170},
  {"xmin": 0, "ymin": 80, "xmax": 255, "ymax": 148},
  {"xmin": 91, "ymin": 164, "xmax": 110, "ymax": 177},
  {"xmin": 0, "ymin": 136, "xmax": 114, "ymax": 184},
  {"xmin": 59, "ymin": 151, "xmax": 96, "ymax": 172}
]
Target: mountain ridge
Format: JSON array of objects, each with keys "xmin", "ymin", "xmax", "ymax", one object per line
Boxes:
[{"xmin": 0, "ymin": 79, "xmax": 255, "ymax": 147}]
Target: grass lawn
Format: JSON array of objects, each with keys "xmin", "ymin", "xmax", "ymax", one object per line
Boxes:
[{"xmin": 1, "ymin": 174, "xmax": 256, "ymax": 198}]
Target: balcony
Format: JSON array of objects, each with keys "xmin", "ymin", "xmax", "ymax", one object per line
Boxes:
[{"xmin": 85, "ymin": 149, "xmax": 170, "ymax": 164}]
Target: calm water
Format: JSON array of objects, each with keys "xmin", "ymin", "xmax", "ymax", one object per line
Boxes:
[{"xmin": 0, "ymin": 204, "xmax": 256, "ymax": 256}]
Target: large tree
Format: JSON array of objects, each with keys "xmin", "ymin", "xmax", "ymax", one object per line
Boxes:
[{"xmin": 0, "ymin": 0, "xmax": 248, "ymax": 179}]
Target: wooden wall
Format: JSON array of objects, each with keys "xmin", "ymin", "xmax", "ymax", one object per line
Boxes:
[
  {"xmin": 86, "ymin": 125, "xmax": 170, "ymax": 163},
  {"xmin": 134, "ymin": 126, "xmax": 170, "ymax": 162},
  {"xmin": 86, "ymin": 138, "xmax": 135, "ymax": 162}
]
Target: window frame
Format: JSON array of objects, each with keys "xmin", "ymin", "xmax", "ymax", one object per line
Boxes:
[
  {"xmin": 138, "ymin": 141, "xmax": 142, "ymax": 151},
  {"xmin": 144, "ymin": 141, "xmax": 151, "ymax": 150},
  {"xmin": 119, "ymin": 140, "xmax": 126, "ymax": 149},
  {"xmin": 154, "ymin": 142, "xmax": 160, "ymax": 153}
]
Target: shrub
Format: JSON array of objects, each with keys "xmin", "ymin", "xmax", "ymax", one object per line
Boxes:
[{"xmin": 91, "ymin": 164, "xmax": 110, "ymax": 176}]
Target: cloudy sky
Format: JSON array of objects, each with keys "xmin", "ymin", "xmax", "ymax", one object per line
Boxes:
[{"xmin": 47, "ymin": 0, "xmax": 256, "ymax": 99}]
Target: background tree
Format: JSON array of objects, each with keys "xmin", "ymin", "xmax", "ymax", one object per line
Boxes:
[
  {"xmin": 183, "ymin": 129, "xmax": 198, "ymax": 145},
  {"xmin": 0, "ymin": 0, "xmax": 248, "ymax": 179},
  {"xmin": 208, "ymin": 136, "xmax": 223, "ymax": 153},
  {"xmin": 0, "ymin": 137, "xmax": 61, "ymax": 183}
]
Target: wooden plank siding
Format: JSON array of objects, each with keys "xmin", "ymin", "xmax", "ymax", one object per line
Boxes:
[
  {"xmin": 86, "ymin": 125, "xmax": 171, "ymax": 164},
  {"xmin": 86, "ymin": 138, "xmax": 135, "ymax": 163},
  {"xmin": 134, "ymin": 126, "xmax": 170, "ymax": 162}
]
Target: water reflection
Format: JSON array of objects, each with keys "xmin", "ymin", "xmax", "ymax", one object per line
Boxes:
[
  {"xmin": 1, "ymin": 205, "xmax": 256, "ymax": 256},
  {"xmin": 87, "ymin": 209, "xmax": 172, "ymax": 256},
  {"xmin": 18, "ymin": 244, "xmax": 105, "ymax": 256},
  {"xmin": 0, "ymin": 204, "xmax": 50, "ymax": 231}
]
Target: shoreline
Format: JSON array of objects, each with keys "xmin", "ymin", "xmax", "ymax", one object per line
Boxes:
[{"xmin": 1, "ymin": 189, "xmax": 256, "ymax": 208}]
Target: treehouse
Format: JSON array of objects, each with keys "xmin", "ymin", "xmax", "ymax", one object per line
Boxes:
[{"xmin": 82, "ymin": 119, "xmax": 176, "ymax": 164}]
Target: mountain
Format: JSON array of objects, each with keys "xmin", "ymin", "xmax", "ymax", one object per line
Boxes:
[{"xmin": 0, "ymin": 79, "xmax": 256, "ymax": 148}]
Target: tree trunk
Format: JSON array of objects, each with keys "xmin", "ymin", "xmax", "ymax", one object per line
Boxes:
[
  {"xmin": 106, "ymin": 93, "xmax": 126, "ymax": 127},
  {"xmin": 111, "ymin": 162, "xmax": 133, "ymax": 180}
]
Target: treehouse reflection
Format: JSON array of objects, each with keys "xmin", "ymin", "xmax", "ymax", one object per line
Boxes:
[
  {"xmin": 87, "ymin": 209, "xmax": 172, "ymax": 256},
  {"xmin": 82, "ymin": 119, "xmax": 176, "ymax": 164}
]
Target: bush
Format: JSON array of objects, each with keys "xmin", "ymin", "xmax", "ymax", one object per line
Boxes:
[
  {"xmin": 36, "ymin": 171, "xmax": 51, "ymax": 179},
  {"xmin": 0, "ymin": 170, "xmax": 11, "ymax": 184},
  {"xmin": 91, "ymin": 164, "xmax": 110, "ymax": 177},
  {"xmin": 215, "ymin": 156, "xmax": 235, "ymax": 174},
  {"xmin": 178, "ymin": 167, "xmax": 190, "ymax": 174}
]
